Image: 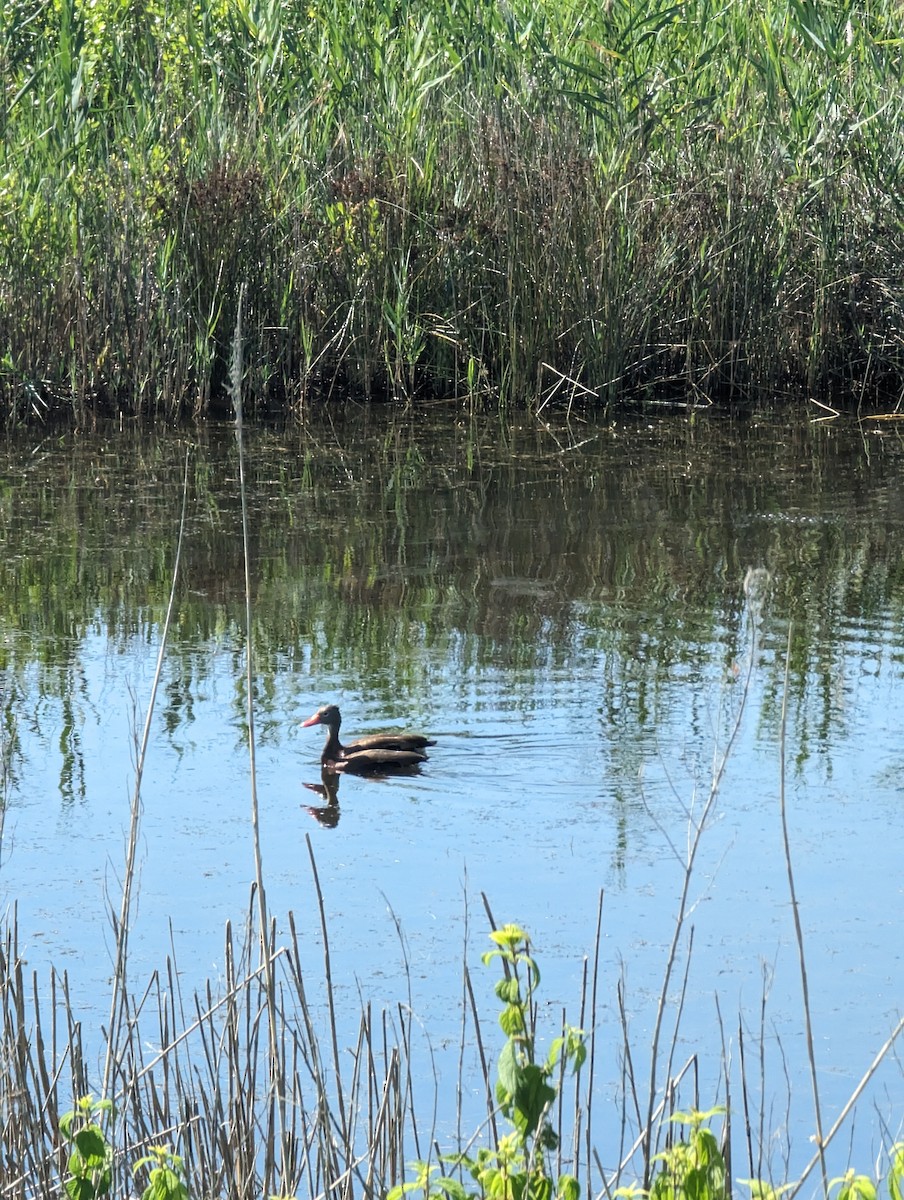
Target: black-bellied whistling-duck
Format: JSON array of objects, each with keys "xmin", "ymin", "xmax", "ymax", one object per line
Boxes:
[{"xmin": 301, "ymin": 703, "xmax": 434, "ymax": 773}]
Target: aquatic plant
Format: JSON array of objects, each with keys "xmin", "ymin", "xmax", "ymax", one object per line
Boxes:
[
  {"xmin": 132, "ymin": 1145, "xmax": 191, "ymax": 1200},
  {"xmin": 59, "ymin": 1096, "xmax": 113, "ymax": 1200},
  {"xmin": 2, "ymin": 0, "xmax": 904, "ymax": 420},
  {"xmin": 648, "ymin": 1109, "xmax": 730, "ymax": 1200},
  {"xmin": 388, "ymin": 922, "xmax": 584, "ymax": 1200}
]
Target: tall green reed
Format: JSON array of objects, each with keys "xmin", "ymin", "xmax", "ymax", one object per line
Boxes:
[{"xmin": 2, "ymin": 0, "xmax": 904, "ymax": 420}]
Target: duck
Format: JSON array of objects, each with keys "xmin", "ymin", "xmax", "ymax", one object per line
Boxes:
[{"xmin": 300, "ymin": 703, "xmax": 435, "ymax": 773}]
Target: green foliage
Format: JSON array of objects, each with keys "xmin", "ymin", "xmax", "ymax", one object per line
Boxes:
[
  {"xmin": 736, "ymin": 1181, "xmax": 794, "ymax": 1200},
  {"xmin": 648, "ymin": 1109, "xmax": 729, "ymax": 1200},
  {"xmin": 739, "ymin": 1140, "xmax": 904, "ymax": 1200},
  {"xmin": 2, "ymin": 0, "xmax": 904, "ymax": 417},
  {"xmin": 60, "ymin": 1098, "xmax": 191, "ymax": 1200},
  {"xmin": 389, "ymin": 924, "xmax": 584, "ymax": 1200},
  {"xmin": 889, "ymin": 1143, "xmax": 904, "ymax": 1200},
  {"xmin": 827, "ymin": 1146, "xmax": 904, "ymax": 1200},
  {"xmin": 830, "ymin": 1173, "xmax": 879, "ymax": 1200},
  {"xmin": 133, "ymin": 1145, "xmax": 191, "ymax": 1200},
  {"xmin": 59, "ymin": 1096, "xmax": 114, "ymax": 1200}
]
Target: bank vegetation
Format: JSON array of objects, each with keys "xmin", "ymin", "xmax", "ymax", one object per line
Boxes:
[{"xmin": 2, "ymin": 3, "xmax": 904, "ymax": 413}]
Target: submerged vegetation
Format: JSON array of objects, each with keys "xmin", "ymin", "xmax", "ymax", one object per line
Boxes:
[{"xmin": 2, "ymin": 0, "xmax": 904, "ymax": 420}]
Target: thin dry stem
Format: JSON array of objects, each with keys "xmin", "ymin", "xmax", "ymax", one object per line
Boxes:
[
  {"xmin": 230, "ymin": 284, "xmax": 290, "ymax": 1192},
  {"xmin": 778, "ymin": 622, "xmax": 828, "ymax": 1197},
  {"xmin": 640, "ymin": 569, "xmax": 764, "ymax": 1186},
  {"xmin": 102, "ymin": 446, "xmax": 191, "ymax": 1100}
]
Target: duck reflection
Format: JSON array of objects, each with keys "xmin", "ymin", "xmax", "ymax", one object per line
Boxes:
[{"xmin": 302, "ymin": 769, "xmax": 342, "ymax": 827}]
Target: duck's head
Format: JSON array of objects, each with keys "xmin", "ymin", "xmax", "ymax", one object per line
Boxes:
[{"xmin": 301, "ymin": 704, "xmax": 341, "ymax": 733}]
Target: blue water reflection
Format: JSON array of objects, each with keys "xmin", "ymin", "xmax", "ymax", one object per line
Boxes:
[{"xmin": 1, "ymin": 415, "xmax": 903, "ymax": 1185}]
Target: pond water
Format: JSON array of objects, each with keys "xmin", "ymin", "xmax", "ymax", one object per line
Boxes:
[{"xmin": 1, "ymin": 409, "xmax": 903, "ymax": 1188}]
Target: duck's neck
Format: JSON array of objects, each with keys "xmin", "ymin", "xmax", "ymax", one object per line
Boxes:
[{"xmin": 320, "ymin": 721, "xmax": 343, "ymax": 761}]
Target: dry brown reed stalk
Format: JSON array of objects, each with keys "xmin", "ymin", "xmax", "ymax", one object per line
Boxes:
[
  {"xmin": 617, "ymin": 974, "xmax": 643, "ymax": 1160},
  {"xmin": 737, "ymin": 1015, "xmax": 755, "ymax": 1180},
  {"xmin": 713, "ymin": 994, "xmax": 732, "ymax": 1187},
  {"xmin": 787, "ymin": 1014, "xmax": 904, "ymax": 1200},
  {"xmin": 777, "ymin": 621, "xmax": 828, "ymax": 1197},
  {"xmin": 600, "ymin": 1055, "xmax": 700, "ymax": 1197},
  {"xmin": 463, "ymin": 959, "xmax": 499, "ymax": 1147},
  {"xmin": 747, "ymin": 962, "xmax": 780, "ymax": 1180},
  {"xmin": 639, "ymin": 566, "xmax": 769, "ymax": 1188},
  {"xmin": 304, "ymin": 834, "xmax": 349, "ymax": 1156},
  {"xmin": 0, "ymin": 709, "xmax": 11, "ymax": 869},
  {"xmin": 2, "ymin": 884, "xmax": 425, "ymax": 1199},
  {"xmin": 777, "ymin": 625, "xmax": 904, "ymax": 1200},
  {"xmin": 584, "ymin": 888, "xmax": 605, "ymax": 1200},
  {"xmin": 229, "ymin": 281, "xmax": 291, "ymax": 1194},
  {"xmin": 102, "ymin": 445, "xmax": 191, "ymax": 1102},
  {"xmin": 456, "ymin": 879, "xmax": 472, "ymax": 1152}
]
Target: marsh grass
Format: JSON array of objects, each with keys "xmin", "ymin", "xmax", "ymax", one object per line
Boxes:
[
  {"xmin": 2, "ymin": 0, "xmax": 904, "ymax": 421},
  {"xmin": 0, "ymin": 889, "xmax": 428, "ymax": 1198},
  {"xmin": 1, "ymin": 866, "xmax": 902, "ymax": 1199}
]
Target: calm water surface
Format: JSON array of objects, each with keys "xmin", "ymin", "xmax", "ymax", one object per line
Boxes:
[{"xmin": 1, "ymin": 411, "xmax": 903, "ymax": 1184}]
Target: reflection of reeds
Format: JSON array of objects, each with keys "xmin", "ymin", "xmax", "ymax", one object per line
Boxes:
[
  {"xmin": 2, "ymin": 519, "xmax": 903, "ymax": 1197},
  {"xmin": 3, "ymin": 0, "xmax": 904, "ymax": 418}
]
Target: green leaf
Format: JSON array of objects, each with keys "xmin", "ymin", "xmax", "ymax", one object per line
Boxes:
[
  {"xmin": 74, "ymin": 1127, "xmax": 109, "ymax": 1167},
  {"xmin": 682, "ymin": 1165, "xmax": 711, "ymax": 1200},
  {"xmin": 514, "ymin": 1062, "xmax": 555, "ymax": 1131},
  {"xmin": 488, "ymin": 923, "xmax": 528, "ymax": 949},
  {"xmin": 539, "ymin": 1124, "xmax": 559, "ymax": 1151},
  {"xmin": 545, "ymin": 1030, "xmax": 587, "ymax": 1074},
  {"xmin": 65, "ymin": 1180, "xmax": 95, "ymax": 1200},
  {"xmin": 737, "ymin": 1182, "xmax": 795, "ymax": 1200},
  {"xmin": 499, "ymin": 1004, "xmax": 525, "ymax": 1037},
  {"xmin": 889, "ymin": 1144, "xmax": 904, "ymax": 1200},
  {"xmin": 524, "ymin": 956, "xmax": 541, "ymax": 991},
  {"xmin": 557, "ymin": 1175, "xmax": 580, "ymax": 1200},
  {"xmin": 669, "ymin": 1107, "xmax": 726, "ymax": 1128},
  {"xmin": 692, "ymin": 1127, "xmax": 720, "ymax": 1162},
  {"xmin": 433, "ymin": 1178, "xmax": 473, "ymax": 1200},
  {"xmin": 146, "ymin": 1166, "xmax": 188, "ymax": 1200},
  {"xmin": 497, "ymin": 1039, "xmax": 520, "ymax": 1097},
  {"xmin": 570, "ymin": 1038, "xmax": 587, "ymax": 1071},
  {"xmin": 530, "ymin": 1175, "xmax": 553, "ymax": 1200},
  {"xmin": 832, "ymin": 1175, "xmax": 877, "ymax": 1200},
  {"xmin": 496, "ymin": 978, "xmax": 521, "ymax": 1004},
  {"xmin": 388, "ymin": 1162, "xmax": 439, "ymax": 1200}
]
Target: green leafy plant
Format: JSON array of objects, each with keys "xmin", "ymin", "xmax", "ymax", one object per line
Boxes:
[
  {"xmin": 59, "ymin": 1095, "xmax": 114, "ymax": 1200},
  {"xmin": 889, "ymin": 1142, "xmax": 904, "ymax": 1200},
  {"xmin": 133, "ymin": 1144, "xmax": 190, "ymax": 1200},
  {"xmin": 736, "ymin": 1181, "xmax": 794, "ymax": 1200},
  {"xmin": 646, "ymin": 1108, "xmax": 729, "ymax": 1200},
  {"xmin": 828, "ymin": 1144, "xmax": 904, "ymax": 1200},
  {"xmin": 389, "ymin": 922, "xmax": 584, "ymax": 1200},
  {"xmin": 830, "ymin": 1172, "xmax": 878, "ymax": 1200}
]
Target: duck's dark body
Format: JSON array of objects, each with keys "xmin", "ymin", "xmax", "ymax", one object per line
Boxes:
[{"xmin": 301, "ymin": 704, "xmax": 434, "ymax": 773}]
